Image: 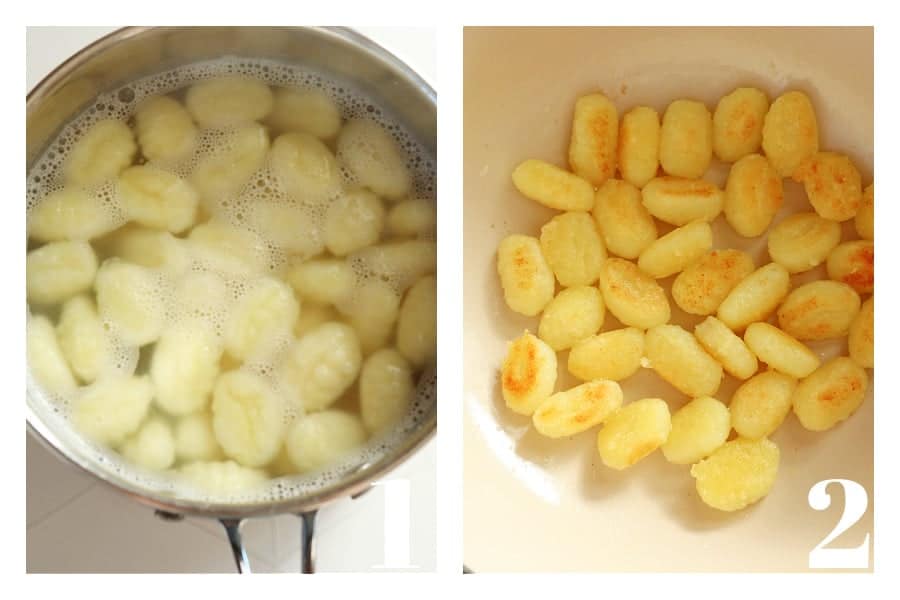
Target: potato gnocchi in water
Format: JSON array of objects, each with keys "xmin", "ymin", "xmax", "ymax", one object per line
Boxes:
[{"xmin": 26, "ymin": 70, "xmax": 435, "ymax": 497}]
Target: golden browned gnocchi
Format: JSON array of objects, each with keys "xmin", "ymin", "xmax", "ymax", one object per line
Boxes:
[
  {"xmin": 792, "ymin": 357, "xmax": 868, "ymax": 431},
  {"xmin": 712, "ymin": 87, "xmax": 769, "ymax": 162},
  {"xmin": 761, "ymin": 90, "xmax": 819, "ymax": 177},
  {"xmin": 793, "ymin": 152, "xmax": 862, "ymax": 222},
  {"xmin": 501, "ymin": 332, "xmax": 557, "ymax": 417},
  {"xmin": 617, "ymin": 106, "xmax": 659, "ymax": 188},
  {"xmin": 496, "ymin": 234, "xmax": 555, "ymax": 317},
  {"xmin": 568, "ymin": 93, "xmax": 618, "ymax": 187},
  {"xmin": 537, "ymin": 286, "xmax": 605, "ymax": 351},
  {"xmin": 185, "ymin": 76, "xmax": 274, "ymax": 128},
  {"xmin": 691, "ymin": 437, "xmax": 779, "ymax": 511},
  {"xmin": 63, "ymin": 119, "xmax": 137, "ymax": 187},
  {"xmin": 855, "ymin": 183, "xmax": 873, "ymax": 240},
  {"xmin": 118, "ymin": 165, "xmax": 199, "ymax": 234},
  {"xmin": 848, "ymin": 298, "xmax": 873, "ymax": 369},
  {"xmin": 540, "ymin": 212, "xmax": 606, "ymax": 287},
  {"xmin": 645, "ymin": 324, "xmax": 723, "ymax": 398},
  {"xmin": 661, "ymin": 396, "xmax": 730, "ymax": 465},
  {"xmin": 134, "ymin": 95, "xmax": 198, "ymax": 164},
  {"xmin": 777, "ymin": 281, "xmax": 861, "ymax": 341},
  {"xmin": 28, "ymin": 187, "xmax": 119, "ymax": 242},
  {"xmin": 723, "ymin": 154, "xmax": 783, "ymax": 237},
  {"xmin": 592, "ymin": 179, "xmax": 657, "ymax": 259},
  {"xmin": 826, "ymin": 240, "xmax": 874, "ymax": 295},
  {"xmin": 533, "ymin": 380, "xmax": 623, "ymax": 438},
  {"xmin": 26, "ymin": 240, "xmax": 98, "ymax": 305},
  {"xmin": 596, "ymin": 398, "xmax": 671, "ymax": 470},
  {"xmin": 717, "ymin": 262, "xmax": 791, "ymax": 331},
  {"xmin": 659, "ymin": 99, "xmax": 712, "ymax": 179},
  {"xmin": 641, "ymin": 176, "xmax": 724, "ymax": 226},
  {"xmin": 694, "ymin": 316, "xmax": 758, "ymax": 380},
  {"xmin": 396, "ymin": 275, "xmax": 437, "ymax": 367},
  {"xmin": 266, "ymin": 87, "xmax": 342, "ymax": 139},
  {"xmin": 567, "ymin": 328, "xmax": 644, "ymax": 382},
  {"xmin": 637, "ymin": 220, "xmax": 712, "ymax": 279},
  {"xmin": 766, "ymin": 212, "xmax": 841, "ymax": 274},
  {"xmin": 511, "ymin": 159, "xmax": 594, "ymax": 211},
  {"xmin": 729, "ymin": 370, "xmax": 796, "ymax": 440},
  {"xmin": 598, "ymin": 258, "xmax": 670, "ymax": 329},
  {"xmin": 743, "ymin": 322, "xmax": 820, "ymax": 379},
  {"xmin": 672, "ymin": 249, "xmax": 754, "ymax": 316},
  {"xmin": 337, "ymin": 118, "xmax": 412, "ymax": 200}
]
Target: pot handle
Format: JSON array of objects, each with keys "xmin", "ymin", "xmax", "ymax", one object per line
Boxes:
[{"xmin": 219, "ymin": 510, "xmax": 318, "ymax": 574}]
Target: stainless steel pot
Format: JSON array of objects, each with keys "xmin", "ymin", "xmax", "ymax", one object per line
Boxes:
[{"xmin": 26, "ymin": 26, "xmax": 436, "ymax": 573}]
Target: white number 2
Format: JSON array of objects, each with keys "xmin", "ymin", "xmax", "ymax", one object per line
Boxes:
[{"xmin": 808, "ymin": 479, "xmax": 870, "ymax": 569}]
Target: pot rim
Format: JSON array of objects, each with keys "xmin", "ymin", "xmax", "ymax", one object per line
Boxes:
[{"xmin": 25, "ymin": 25, "xmax": 437, "ymax": 519}]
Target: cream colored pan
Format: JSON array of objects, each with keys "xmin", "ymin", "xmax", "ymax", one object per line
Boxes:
[{"xmin": 463, "ymin": 26, "xmax": 873, "ymax": 572}]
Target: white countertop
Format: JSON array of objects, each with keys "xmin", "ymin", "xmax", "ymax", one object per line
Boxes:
[{"xmin": 25, "ymin": 26, "xmax": 436, "ymax": 574}]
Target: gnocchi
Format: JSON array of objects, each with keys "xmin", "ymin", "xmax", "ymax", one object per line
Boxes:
[
  {"xmin": 174, "ymin": 412, "xmax": 224, "ymax": 463},
  {"xmin": 359, "ymin": 348, "xmax": 414, "ymax": 433},
  {"xmin": 496, "ymin": 234, "xmax": 555, "ymax": 316},
  {"xmin": 637, "ymin": 220, "xmax": 712, "ymax": 279},
  {"xmin": 57, "ymin": 295, "xmax": 112, "ymax": 384},
  {"xmin": 270, "ymin": 131, "xmax": 343, "ymax": 202},
  {"xmin": 645, "ymin": 324, "xmax": 723, "ymax": 398},
  {"xmin": 729, "ymin": 370, "xmax": 797, "ymax": 440},
  {"xmin": 286, "ymin": 410, "xmax": 367, "ymax": 473},
  {"xmin": 63, "ymin": 119, "xmax": 137, "ymax": 187},
  {"xmin": 723, "ymin": 154, "xmax": 784, "ymax": 237},
  {"xmin": 212, "ymin": 370, "xmax": 285, "ymax": 467},
  {"xmin": 826, "ymin": 240, "xmax": 873, "ymax": 295},
  {"xmin": 267, "ymin": 87, "xmax": 342, "ymax": 139},
  {"xmin": 26, "ymin": 240, "xmax": 98, "ymax": 305},
  {"xmin": 533, "ymin": 380, "xmax": 623, "ymax": 438},
  {"xmin": 767, "ymin": 212, "xmax": 841, "ymax": 274},
  {"xmin": 848, "ymin": 298, "xmax": 873, "ymax": 369},
  {"xmin": 190, "ymin": 123, "xmax": 269, "ymax": 208},
  {"xmin": 743, "ymin": 322, "xmax": 820, "ymax": 379},
  {"xmin": 350, "ymin": 239, "xmax": 437, "ymax": 293},
  {"xmin": 501, "ymin": 331, "xmax": 557, "ymax": 416},
  {"xmin": 324, "ymin": 188, "xmax": 385, "ymax": 256},
  {"xmin": 120, "ymin": 416, "xmax": 176, "ymax": 471},
  {"xmin": 596, "ymin": 398, "xmax": 671, "ymax": 470},
  {"xmin": 659, "ymin": 99, "xmax": 712, "ymax": 179},
  {"xmin": 337, "ymin": 118, "xmax": 412, "ymax": 200},
  {"xmin": 246, "ymin": 200, "xmax": 324, "ymax": 258},
  {"xmin": 691, "ymin": 437, "xmax": 780, "ymax": 511},
  {"xmin": 151, "ymin": 321, "xmax": 223, "ymax": 416},
  {"xmin": 777, "ymin": 280, "xmax": 861, "ymax": 341},
  {"xmin": 134, "ymin": 95, "xmax": 198, "ymax": 164},
  {"xmin": 187, "ymin": 220, "xmax": 270, "ymax": 276},
  {"xmin": 98, "ymin": 226, "xmax": 190, "ymax": 276},
  {"xmin": 179, "ymin": 460, "xmax": 268, "ymax": 494},
  {"xmin": 294, "ymin": 302, "xmax": 340, "ymax": 338},
  {"xmin": 386, "ymin": 199, "xmax": 437, "ymax": 238},
  {"xmin": 118, "ymin": 165, "xmax": 198, "ymax": 234},
  {"xmin": 95, "ymin": 259, "xmax": 166, "ymax": 346},
  {"xmin": 511, "ymin": 159, "xmax": 594, "ymax": 211},
  {"xmin": 537, "ymin": 286, "xmax": 605, "ymax": 351},
  {"xmin": 568, "ymin": 93, "xmax": 618, "ymax": 187},
  {"xmin": 641, "ymin": 177, "xmax": 724, "ymax": 226},
  {"xmin": 855, "ymin": 183, "xmax": 873, "ymax": 240},
  {"xmin": 792, "ymin": 357, "xmax": 868, "ymax": 431},
  {"xmin": 72, "ymin": 375, "xmax": 154, "ymax": 446},
  {"xmin": 224, "ymin": 277, "xmax": 299, "ymax": 361},
  {"xmin": 661, "ymin": 396, "xmax": 730, "ymax": 465},
  {"xmin": 185, "ymin": 76, "xmax": 274, "ymax": 128},
  {"xmin": 592, "ymin": 179, "xmax": 657, "ymax": 259},
  {"xmin": 717, "ymin": 262, "xmax": 790, "ymax": 331},
  {"xmin": 27, "ymin": 314, "xmax": 77, "ymax": 397},
  {"xmin": 567, "ymin": 328, "xmax": 644, "ymax": 382},
  {"xmin": 712, "ymin": 87, "xmax": 768, "ymax": 162},
  {"xmin": 396, "ymin": 275, "xmax": 437, "ymax": 367},
  {"xmin": 281, "ymin": 322, "xmax": 362, "ymax": 412},
  {"xmin": 617, "ymin": 105, "xmax": 660, "ymax": 188},
  {"xmin": 672, "ymin": 249, "xmax": 754, "ymax": 316},
  {"xmin": 598, "ymin": 258, "xmax": 670, "ymax": 329},
  {"xmin": 287, "ymin": 258, "xmax": 355, "ymax": 306},
  {"xmin": 28, "ymin": 186, "xmax": 119, "ymax": 242},
  {"xmin": 793, "ymin": 152, "xmax": 862, "ymax": 222},
  {"xmin": 339, "ymin": 279, "xmax": 401, "ymax": 355},
  {"xmin": 694, "ymin": 316, "xmax": 758, "ymax": 380},
  {"xmin": 761, "ymin": 90, "xmax": 819, "ymax": 177}
]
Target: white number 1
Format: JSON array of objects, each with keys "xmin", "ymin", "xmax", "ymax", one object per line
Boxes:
[
  {"xmin": 373, "ymin": 479, "xmax": 418, "ymax": 570},
  {"xmin": 808, "ymin": 479, "xmax": 870, "ymax": 569}
]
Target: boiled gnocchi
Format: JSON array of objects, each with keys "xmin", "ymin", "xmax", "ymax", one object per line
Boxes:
[
  {"xmin": 212, "ymin": 370, "xmax": 285, "ymax": 467},
  {"xmin": 280, "ymin": 322, "xmax": 362, "ymax": 412},
  {"xmin": 134, "ymin": 95, "xmax": 198, "ymax": 164},
  {"xmin": 286, "ymin": 410, "xmax": 367, "ymax": 473},
  {"xmin": 270, "ymin": 131, "xmax": 342, "ymax": 202},
  {"xmin": 339, "ymin": 279, "xmax": 401, "ymax": 355},
  {"xmin": 151, "ymin": 321, "xmax": 223, "ymax": 416},
  {"xmin": 187, "ymin": 220, "xmax": 270, "ymax": 276},
  {"xmin": 386, "ymin": 199, "xmax": 437, "ymax": 238},
  {"xmin": 185, "ymin": 76, "xmax": 274, "ymax": 128},
  {"xmin": 359, "ymin": 348, "xmax": 414, "ymax": 433},
  {"xmin": 118, "ymin": 165, "xmax": 198, "ymax": 234},
  {"xmin": 246, "ymin": 200, "xmax": 324, "ymax": 258},
  {"xmin": 63, "ymin": 119, "xmax": 136, "ymax": 187},
  {"xmin": 190, "ymin": 123, "xmax": 269, "ymax": 209},
  {"xmin": 28, "ymin": 187, "xmax": 119, "ymax": 242},
  {"xmin": 324, "ymin": 188, "xmax": 385, "ymax": 256},
  {"xmin": 27, "ymin": 240, "xmax": 98, "ymax": 305},
  {"xmin": 267, "ymin": 87, "xmax": 341, "ymax": 139},
  {"xmin": 224, "ymin": 277, "xmax": 299, "ymax": 361},
  {"xmin": 287, "ymin": 258, "xmax": 355, "ymax": 306},
  {"xmin": 337, "ymin": 118, "xmax": 412, "ymax": 200},
  {"xmin": 95, "ymin": 259, "xmax": 166, "ymax": 346},
  {"xmin": 56, "ymin": 295, "xmax": 112, "ymax": 384},
  {"xmin": 72, "ymin": 375, "xmax": 154, "ymax": 446},
  {"xmin": 174, "ymin": 412, "xmax": 224, "ymax": 463},
  {"xmin": 120, "ymin": 416, "xmax": 176, "ymax": 471},
  {"xmin": 396, "ymin": 275, "xmax": 437, "ymax": 367},
  {"xmin": 27, "ymin": 314, "xmax": 77, "ymax": 397}
]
